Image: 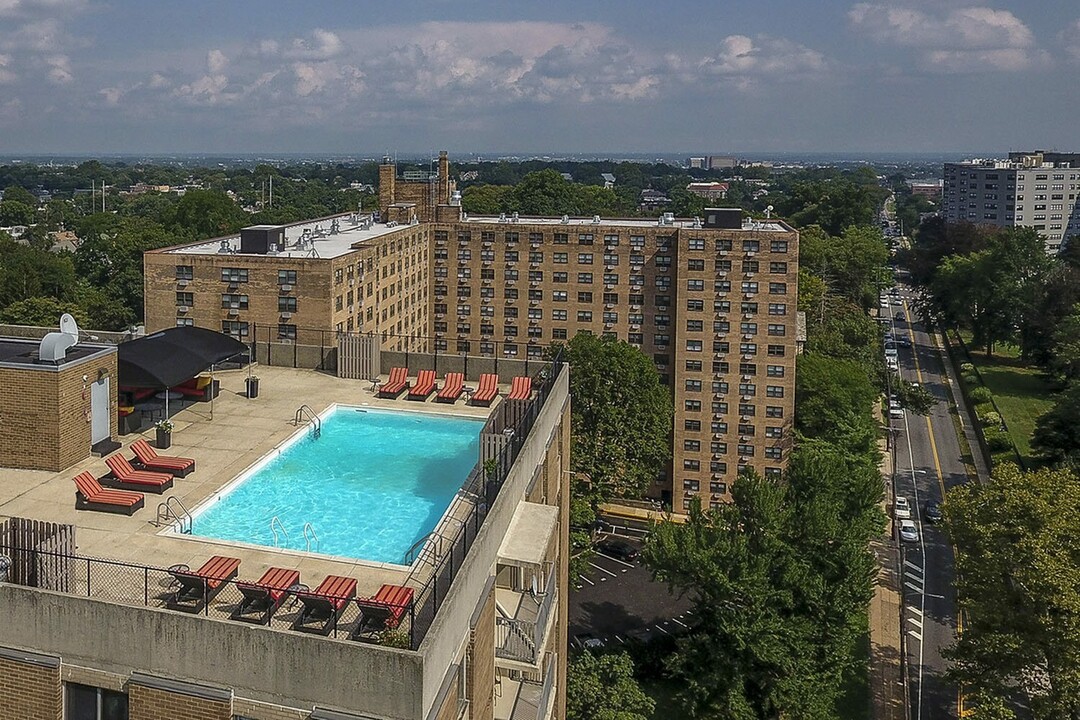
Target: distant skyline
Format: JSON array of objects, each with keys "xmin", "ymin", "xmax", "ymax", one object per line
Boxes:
[{"xmin": 0, "ymin": 0, "xmax": 1078, "ymax": 155}]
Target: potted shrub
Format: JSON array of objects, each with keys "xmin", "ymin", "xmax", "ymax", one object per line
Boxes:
[
  {"xmin": 155, "ymin": 420, "xmax": 174, "ymax": 449},
  {"xmin": 245, "ymin": 375, "xmax": 260, "ymax": 399}
]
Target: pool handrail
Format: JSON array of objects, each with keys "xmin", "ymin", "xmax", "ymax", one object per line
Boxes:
[{"xmin": 270, "ymin": 515, "xmax": 289, "ymax": 548}]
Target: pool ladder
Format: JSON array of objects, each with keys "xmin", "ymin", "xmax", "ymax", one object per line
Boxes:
[
  {"xmin": 270, "ymin": 516, "xmax": 289, "ymax": 548},
  {"xmin": 157, "ymin": 496, "xmax": 192, "ymax": 534},
  {"xmin": 303, "ymin": 523, "xmax": 319, "ymax": 553},
  {"xmin": 293, "ymin": 405, "xmax": 321, "ymax": 439}
]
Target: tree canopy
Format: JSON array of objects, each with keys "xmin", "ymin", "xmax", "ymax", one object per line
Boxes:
[
  {"xmin": 566, "ymin": 652, "xmax": 655, "ymax": 720},
  {"xmin": 945, "ymin": 464, "xmax": 1080, "ymax": 719}
]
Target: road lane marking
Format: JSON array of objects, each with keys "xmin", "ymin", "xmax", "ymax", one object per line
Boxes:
[
  {"xmin": 908, "ymin": 630, "xmax": 923, "ymax": 641},
  {"xmin": 908, "ymin": 617, "xmax": 923, "ymax": 629},
  {"xmin": 905, "ymin": 581, "xmax": 923, "ymax": 593},
  {"xmin": 908, "ymin": 606, "xmax": 923, "ymax": 616},
  {"xmin": 904, "ymin": 560, "xmax": 923, "ymax": 573}
]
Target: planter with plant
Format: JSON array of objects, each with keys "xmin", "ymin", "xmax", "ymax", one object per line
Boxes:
[{"xmin": 155, "ymin": 420, "xmax": 174, "ymax": 449}]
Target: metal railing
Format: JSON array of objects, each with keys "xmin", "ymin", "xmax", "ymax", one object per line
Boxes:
[
  {"xmin": 270, "ymin": 516, "xmax": 289, "ymax": 548},
  {"xmin": 534, "ymin": 658, "xmax": 557, "ymax": 720},
  {"xmin": 495, "ymin": 566, "xmax": 558, "ymax": 664},
  {"xmin": 293, "ymin": 404, "xmax": 322, "ymax": 439},
  {"xmin": 156, "ymin": 496, "xmax": 192, "ymax": 535}
]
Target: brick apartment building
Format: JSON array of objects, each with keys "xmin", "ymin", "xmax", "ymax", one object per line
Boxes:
[{"xmin": 143, "ymin": 154, "xmax": 801, "ymax": 511}]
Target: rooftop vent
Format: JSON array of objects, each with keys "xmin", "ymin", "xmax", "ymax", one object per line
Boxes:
[
  {"xmin": 450, "ymin": 190, "xmax": 462, "ymax": 206},
  {"xmin": 592, "ymin": 215, "xmax": 601, "ymax": 224},
  {"xmin": 561, "ymin": 215, "xmax": 569, "ymax": 224},
  {"xmin": 499, "ymin": 213, "xmax": 507, "ymax": 223},
  {"xmin": 38, "ymin": 313, "xmax": 80, "ymax": 363},
  {"xmin": 512, "ymin": 212, "xmax": 519, "ymax": 223},
  {"xmin": 702, "ymin": 208, "xmax": 743, "ymax": 229}
]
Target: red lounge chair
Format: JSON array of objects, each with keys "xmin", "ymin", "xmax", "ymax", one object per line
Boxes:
[
  {"xmin": 507, "ymin": 376, "xmax": 532, "ymax": 401},
  {"xmin": 471, "ymin": 373, "xmax": 499, "ymax": 406},
  {"xmin": 293, "ymin": 575, "xmax": 358, "ymax": 635},
  {"xmin": 232, "ymin": 567, "xmax": 301, "ymax": 624},
  {"xmin": 436, "ymin": 373, "xmax": 464, "ymax": 403},
  {"xmin": 408, "ymin": 370, "xmax": 436, "ymax": 400},
  {"xmin": 130, "ymin": 438, "xmax": 195, "ymax": 477},
  {"xmin": 168, "ymin": 555, "xmax": 241, "ymax": 613},
  {"xmin": 102, "ymin": 454, "xmax": 173, "ymax": 493},
  {"xmin": 353, "ymin": 584, "xmax": 415, "ymax": 640},
  {"xmin": 378, "ymin": 367, "xmax": 409, "ymax": 398},
  {"xmin": 73, "ymin": 472, "xmax": 143, "ymax": 515}
]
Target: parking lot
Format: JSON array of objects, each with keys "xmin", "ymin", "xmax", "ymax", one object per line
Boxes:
[{"xmin": 568, "ymin": 532, "xmax": 695, "ymax": 648}]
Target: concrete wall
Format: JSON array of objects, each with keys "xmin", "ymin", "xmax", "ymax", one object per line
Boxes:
[
  {"xmin": 417, "ymin": 366, "xmax": 570, "ymax": 712},
  {"xmin": 0, "ymin": 585, "xmax": 424, "ymax": 719}
]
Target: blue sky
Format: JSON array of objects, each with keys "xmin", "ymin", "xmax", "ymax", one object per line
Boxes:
[{"xmin": 0, "ymin": 0, "xmax": 1078, "ymax": 154}]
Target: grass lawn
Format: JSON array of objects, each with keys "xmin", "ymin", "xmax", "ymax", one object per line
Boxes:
[{"xmin": 955, "ymin": 332, "xmax": 1056, "ymax": 467}]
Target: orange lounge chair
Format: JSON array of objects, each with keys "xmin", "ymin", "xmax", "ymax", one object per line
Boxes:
[
  {"xmin": 73, "ymin": 471, "xmax": 143, "ymax": 515},
  {"xmin": 168, "ymin": 555, "xmax": 241, "ymax": 613},
  {"xmin": 130, "ymin": 438, "xmax": 195, "ymax": 477},
  {"xmin": 293, "ymin": 575, "xmax": 357, "ymax": 635},
  {"xmin": 232, "ymin": 567, "xmax": 301, "ymax": 624},
  {"xmin": 353, "ymin": 584, "xmax": 415, "ymax": 640},
  {"xmin": 507, "ymin": 376, "xmax": 532, "ymax": 401},
  {"xmin": 103, "ymin": 454, "xmax": 173, "ymax": 493},
  {"xmin": 471, "ymin": 373, "xmax": 499, "ymax": 406},
  {"xmin": 436, "ymin": 372, "xmax": 464, "ymax": 403},
  {"xmin": 408, "ymin": 370, "xmax": 436, "ymax": 400},
  {"xmin": 378, "ymin": 367, "xmax": 409, "ymax": 398}
]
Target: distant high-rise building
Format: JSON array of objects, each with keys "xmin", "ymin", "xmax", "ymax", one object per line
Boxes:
[{"xmin": 943, "ymin": 151, "xmax": 1080, "ymax": 253}]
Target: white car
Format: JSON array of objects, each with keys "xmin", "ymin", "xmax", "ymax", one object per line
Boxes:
[
  {"xmin": 889, "ymin": 398, "xmax": 902, "ymax": 410},
  {"xmin": 884, "ymin": 347, "xmax": 899, "ymax": 358},
  {"xmin": 899, "ymin": 519, "xmax": 919, "ymax": 543},
  {"xmin": 889, "ymin": 406, "xmax": 904, "ymax": 419},
  {"xmin": 894, "ymin": 496, "xmax": 912, "ymax": 519}
]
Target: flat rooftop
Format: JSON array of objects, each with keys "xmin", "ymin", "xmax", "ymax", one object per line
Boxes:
[
  {"xmin": 0, "ymin": 338, "xmax": 113, "ymax": 368},
  {"xmin": 164, "ymin": 213, "xmax": 411, "ymax": 259},
  {"xmin": 462, "ymin": 214, "xmax": 793, "ymax": 232},
  {"xmin": 0, "ymin": 365, "xmax": 513, "ymax": 637}
]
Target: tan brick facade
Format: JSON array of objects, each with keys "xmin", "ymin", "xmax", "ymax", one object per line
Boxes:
[
  {"xmin": 128, "ymin": 680, "xmax": 232, "ymax": 720},
  {"xmin": 0, "ymin": 346, "xmax": 117, "ymax": 472},
  {"xmin": 468, "ymin": 585, "xmax": 496, "ymax": 720},
  {"xmin": 0, "ymin": 651, "xmax": 62, "ymax": 720}
]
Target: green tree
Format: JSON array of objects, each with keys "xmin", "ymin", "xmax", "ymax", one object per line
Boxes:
[
  {"xmin": 1048, "ymin": 304, "xmax": 1080, "ymax": 383},
  {"xmin": 3, "ymin": 184, "xmax": 38, "ymax": 206},
  {"xmin": 795, "ymin": 354, "xmax": 879, "ymax": 454},
  {"xmin": 74, "ymin": 216, "xmax": 172, "ymax": 322},
  {"xmin": 567, "ymin": 652, "xmax": 655, "ymax": 720},
  {"xmin": 944, "ymin": 464, "xmax": 1080, "ymax": 718},
  {"xmin": 168, "ymin": 189, "xmax": 245, "ymax": 239},
  {"xmin": 510, "ymin": 169, "xmax": 574, "ymax": 215},
  {"xmin": 1031, "ymin": 383, "xmax": 1080, "ymax": 469},
  {"xmin": 0, "ymin": 296, "xmax": 88, "ymax": 327},
  {"xmin": 559, "ymin": 333, "xmax": 672, "ymax": 502},
  {"xmin": 0, "ymin": 200, "xmax": 35, "ymax": 226},
  {"xmin": 798, "ymin": 225, "xmax": 890, "ymax": 309},
  {"xmin": 461, "ymin": 184, "xmax": 512, "ymax": 214}
]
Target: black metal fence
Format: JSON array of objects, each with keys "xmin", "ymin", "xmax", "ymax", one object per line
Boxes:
[
  {"xmin": 250, "ymin": 323, "xmax": 557, "ymax": 378},
  {"xmin": 0, "ymin": 353, "xmax": 566, "ymax": 651}
]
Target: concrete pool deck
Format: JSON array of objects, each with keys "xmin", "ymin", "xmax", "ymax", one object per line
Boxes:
[{"xmin": 0, "ymin": 365, "xmax": 497, "ymax": 598}]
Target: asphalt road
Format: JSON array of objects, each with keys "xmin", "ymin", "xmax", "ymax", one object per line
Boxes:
[{"xmin": 886, "ymin": 286, "xmax": 971, "ymax": 720}]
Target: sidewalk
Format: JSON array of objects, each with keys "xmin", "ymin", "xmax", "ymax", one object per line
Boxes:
[
  {"xmin": 933, "ymin": 331, "xmax": 991, "ymax": 483},
  {"xmin": 870, "ymin": 416, "xmax": 906, "ymax": 720}
]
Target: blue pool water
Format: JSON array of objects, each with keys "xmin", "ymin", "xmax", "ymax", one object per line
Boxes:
[{"xmin": 190, "ymin": 407, "xmax": 483, "ymax": 564}]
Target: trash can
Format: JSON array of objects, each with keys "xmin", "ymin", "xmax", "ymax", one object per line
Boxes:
[{"xmin": 246, "ymin": 377, "xmax": 260, "ymax": 399}]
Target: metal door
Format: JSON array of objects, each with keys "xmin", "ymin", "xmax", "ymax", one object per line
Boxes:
[{"xmin": 90, "ymin": 377, "xmax": 110, "ymax": 444}]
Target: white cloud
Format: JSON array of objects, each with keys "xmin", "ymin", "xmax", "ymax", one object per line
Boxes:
[
  {"xmin": 285, "ymin": 28, "xmax": 343, "ymax": 60},
  {"xmin": 699, "ymin": 35, "xmax": 827, "ymax": 81},
  {"xmin": 1063, "ymin": 19, "xmax": 1080, "ymax": 62},
  {"xmin": 207, "ymin": 49, "xmax": 228, "ymax": 74},
  {"xmin": 0, "ymin": 0, "xmax": 85, "ymax": 17},
  {"xmin": 848, "ymin": 3, "xmax": 1047, "ymax": 72},
  {"xmin": 46, "ymin": 54, "xmax": 72, "ymax": 83},
  {"xmin": 0, "ymin": 54, "xmax": 14, "ymax": 83}
]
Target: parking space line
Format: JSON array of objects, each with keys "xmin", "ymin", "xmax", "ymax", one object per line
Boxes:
[
  {"xmin": 907, "ymin": 617, "xmax": 923, "ymax": 629},
  {"xmin": 904, "ymin": 581, "xmax": 923, "ymax": 593},
  {"xmin": 654, "ymin": 624, "xmax": 670, "ymax": 634},
  {"xmin": 589, "ymin": 562, "xmax": 617, "ymax": 577},
  {"xmin": 579, "ymin": 575, "xmax": 595, "ymax": 586},
  {"xmin": 596, "ymin": 553, "xmax": 636, "ymax": 569},
  {"xmin": 909, "ymin": 606, "xmax": 923, "ymax": 617},
  {"xmin": 904, "ymin": 560, "xmax": 923, "ymax": 573},
  {"xmin": 904, "ymin": 571, "xmax": 923, "ymax": 583},
  {"xmin": 671, "ymin": 617, "xmax": 688, "ymax": 628},
  {"xmin": 908, "ymin": 630, "xmax": 923, "ymax": 642}
]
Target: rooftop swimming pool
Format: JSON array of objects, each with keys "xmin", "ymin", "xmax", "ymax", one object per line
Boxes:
[{"xmin": 188, "ymin": 406, "xmax": 484, "ymax": 565}]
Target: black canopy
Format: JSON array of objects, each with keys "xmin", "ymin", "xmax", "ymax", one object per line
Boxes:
[{"xmin": 118, "ymin": 326, "xmax": 248, "ymax": 389}]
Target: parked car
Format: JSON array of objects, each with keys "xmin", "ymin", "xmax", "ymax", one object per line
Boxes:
[
  {"xmin": 894, "ymin": 496, "xmax": 912, "ymax": 519},
  {"xmin": 884, "ymin": 347, "xmax": 899, "ymax": 358},
  {"xmin": 899, "ymin": 519, "xmax": 919, "ymax": 543},
  {"xmin": 897, "ymin": 337, "xmax": 912, "ymax": 347},
  {"xmin": 895, "ymin": 312, "xmax": 905, "ymax": 321},
  {"xmin": 889, "ymin": 398, "xmax": 902, "ymax": 410},
  {"xmin": 924, "ymin": 502, "xmax": 943, "ymax": 524},
  {"xmin": 596, "ymin": 537, "xmax": 640, "ymax": 562},
  {"xmin": 574, "ymin": 633, "xmax": 605, "ymax": 650},
  {"xmin": 889, "ymin": 406, "xmax": 904, "ymax": 419}
]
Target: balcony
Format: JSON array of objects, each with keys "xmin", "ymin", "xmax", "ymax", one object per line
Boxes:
[{"xmin": 494, "ymin": 657, "xmax": 557, "ymax": 720}]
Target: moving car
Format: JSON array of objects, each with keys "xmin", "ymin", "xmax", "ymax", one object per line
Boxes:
[
  {"xmin": 596, "ymin": 537, "xmax": 640, "ymax": 562},
  {"xmin": 897, "ymin": 337, "xmax": 912, "ymax": 347},
  {"xmin": 895, "ymin": 312, "xmax": 905, "ymax": 321},
  {"xmin": 924, "ymin": 502, "xmax": 943, "ymax": 524},
  {"xmin": 894, "ymin": 496, "xmax": 912, "ymax": 519},
  {"xmin": 899, "ymin": 519, "xmax": 919, "ymax": 543}
]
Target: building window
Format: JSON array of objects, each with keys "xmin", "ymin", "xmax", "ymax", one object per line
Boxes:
[
  {"xmin": 770, "ymin": 240, "xmax": 788, "ymax": 253},
  {"xmin": 175, "ymin": 265, "xmax": 193, "ymax": 281},
  {"xmin": 688, "ymin": 238, "xmax": 706, "ymax": 251},
  {"xmin": 278, "ymin": 296, "xmax": 298, "ymax": 313},
  {"xmin": 578, "ymin": 273, "xmax": 593, "ymax": 284},
  {"xmin": 553, "ymin": 271, "xmax": 569, "ymax": 283},
  {"xmin": 221, "ymin": 321, "xmax": 249, "ymax": 337},
  {"xmin": 578, "ymin": 233, "xmax": 594, "ymax": 245},
  {"xmin": 552, "ymin": 309, "xmax": 568, "ymax": 321},
  {"xmin": 176, "ymin": 292, "xmax": 193, "ymax": 307},
  {"xmin": 577, "ymin": 311, "xmax": 593, "ymax": 322},
  {"xmin": 221, "ymin": 267, "xmax": 248, "ymax": 283},
  {"xmin": 66, "ymin": 682, "xmax": 129, "ymax": 720},
  {"xmin": 578, "ymin": 253, "xmax": 594, "ymax": 264},
  {"xmin": 278, "ymin": 324, "xmax": 297, "ymax": 340},
  {"xmin": 554, "ymin": 233, "xmax": 568, "ymax": 244},
  {"xmin": 220, "ymin": 293, "xmax": 248, "ymax": 309},
  {"xmin": 554, "ymin": 252, "xmax": 569, "ymax": 264},
  {"xmin": 175, "ymin": 317, "xmax": 193, "ymax": 327},
  {"xmin": 278, "ymin": 269, "xmax": 297, "ymax": 285},
  {"xmin": 578, "ymin": 291, "xmax": 593, "ymax": 303}
]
